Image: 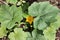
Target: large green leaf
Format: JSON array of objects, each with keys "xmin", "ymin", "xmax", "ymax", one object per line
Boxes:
[
  {"xmin": 6, "ymin": 0, "xmax": 17, "ymax": 4},
  {"xmin": 8, "ymin": 28, "xmax": 28, "ymax": 40},
  {"xmin": 34, "ymin": 16, "xmax": 47, "ymax": 30},
  {"xmin": 32, "ymin": 1, "xmax": 59, "ymax": 30},
  {"xmin": 43, "ymin": 14, "xmax": 60, "ymax": 40},
  {"xmin": 0, "ymin": 5, "xmax": 23, "ymax": 29},
  {"xmin": 28, "ymin": 1, "xmax": 59, "ymax": 17}
]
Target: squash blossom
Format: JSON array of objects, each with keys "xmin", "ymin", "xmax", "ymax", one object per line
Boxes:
[{"xmin": 26, "ymin": 16, "xmax": 34, "ymax": 24}]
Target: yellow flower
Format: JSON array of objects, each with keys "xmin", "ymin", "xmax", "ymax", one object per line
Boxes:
[{"xmin": 26, "ymin": 16, "xmax": 34, "ymax": 24}]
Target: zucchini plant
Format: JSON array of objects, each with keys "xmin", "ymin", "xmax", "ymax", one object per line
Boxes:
[{"xmin": 0, "ymin": 0, "xmax": 60, "ymax": 40}]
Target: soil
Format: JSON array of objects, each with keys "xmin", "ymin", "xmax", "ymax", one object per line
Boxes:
[{"xmin": 56, "ymin": 28, "xmax": 60, "ymax": 40}]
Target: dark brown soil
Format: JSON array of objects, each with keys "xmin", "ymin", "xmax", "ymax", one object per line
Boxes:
[
  {"xmin": 0, "ymin": 36, "xmax": 8, "ymax": 40},
  {"xmin": 56, "ymin": 28, "xmax": 60, "ymax": 40}
]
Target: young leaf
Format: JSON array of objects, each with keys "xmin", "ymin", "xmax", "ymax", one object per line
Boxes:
[
  {"xmin": 8, "ymin": 28, "xmax": 28, "ymax": 40},
  {"xmin": 0, "ymin": 5, "xmax": 23, "ymax": 29}
]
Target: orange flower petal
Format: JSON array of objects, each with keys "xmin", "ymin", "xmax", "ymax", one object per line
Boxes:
[{"xmin": 26, "ymin": 16, "xmax": 34, "ymax": 24}]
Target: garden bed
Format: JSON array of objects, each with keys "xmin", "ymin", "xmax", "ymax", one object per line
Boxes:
[{"xmin": 0, "ymin": 0, "xmax": 60, "ymax": 40}]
